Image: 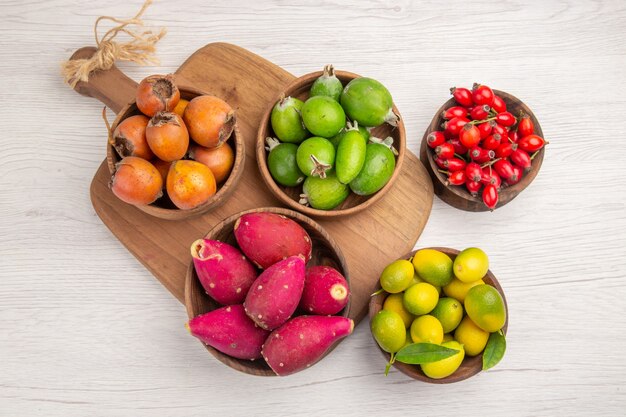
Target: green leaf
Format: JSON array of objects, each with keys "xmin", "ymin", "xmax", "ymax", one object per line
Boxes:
[
  {"xmin": 483, "ymin": 330, "xmax": 506, "ymax": 370},
  {"xmin": 395, "ymin": 343, "xmax": 459, "ymax": 365}
]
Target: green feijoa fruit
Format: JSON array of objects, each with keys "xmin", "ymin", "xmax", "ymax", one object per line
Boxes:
[
  {"xmin": 349, "ymin": 142, "xmax": 396, "ymax": 195},
  {"xmin": 300, "ymin": 171, "xmax": 349, "ymax": 210},
  {"xmin": 310, "ymin": 64, "xmax": 343, "ymax": 101},
  {"xmin": 330, "ymin": 121, "xmax": 370, "ymax": 149},
  {"xmin": 340, "ymin": 77, "xmax": 399, "ymax": 127},
  {"xmin": 270, "ymin": 96, "xmax": 309, "ymax": 143},
  {"xmin": 301, "ymin": 96, "xmax": 346, "ymax": 138},
  {"xmin": 266, "ymin": 138, "xmax": 305, "ymax": 187},
  {"xmin": 296, "ymin": 137, "xmax": 335, "ymax": 178},
  {"xmin": 336, "ymin": 129, "xmax": 366, "ymax": 184}
]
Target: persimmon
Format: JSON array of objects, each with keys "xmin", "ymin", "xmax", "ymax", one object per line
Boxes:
[
  {"xmin": 136, "ymin": 74, "xmax": 180, "ymax": 117},
  {"xmin": 173, "ymin": 98, "xmax": 189, "ymax": 117},
  {"xmin": 188, "ymin": 143, "xmax": 234, "ymax": 183},
  {"xmin": 183, "ymin": 95, "xmax": 235, "ymax": 148},
  {"xmin": 146, "ymin": 112, "xmax": 189, "ymax": 162},
  {"xmin": 110, "ymin": 157, "xmax": 163, "ymax": 205},
  {"xmin": 111, "ymin": 115, "xmax": 153, "ymax": 160},
  {"xmin": 166, "ymin": 160, "xmax": 216, "ymax": 210},
  {"xmin": 152, "ymin": 159, "xmax": 172, "ymax": 187}
]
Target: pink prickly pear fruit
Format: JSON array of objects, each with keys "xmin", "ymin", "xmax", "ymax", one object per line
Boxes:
[
  {"xmin": 191, "ymin": 239, "xmax": 258, "ymax": 305},
  {"xmin": 233, "ymin": 212, "xmax": 312, "ymax": 269},
  {"xmin": 244, "ymin": 256, "xmax": 305, "ymax": 330},
  {"xmin": 186, "ymin": 305, "xmax": 270, "ymax": 360},
  {"xmin": 299, "ymin": 266, "xmax": 350, "ymax": 315},
  {"xmin": 262, "ymin": 316, "xmax": 354, "ymax": 376}
]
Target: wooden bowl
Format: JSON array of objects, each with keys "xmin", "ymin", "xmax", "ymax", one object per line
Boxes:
[
  {"xmin": 256, "ymin": 70, "xmax": 406, "ymax": 218},
  {"xmin": 368, "ymin": 247, "xmax": 508, "ymax": 383},
  {"xmin": 184, "ymin": 207, "xmax": 351, "ymax": 376},
  {"xmin": 420, "ymin": 90, "xmax": 545, "ymax": 211},
  {"xmin": 106, "ymin": 86, "xmax": 245, "ymax": 220}
]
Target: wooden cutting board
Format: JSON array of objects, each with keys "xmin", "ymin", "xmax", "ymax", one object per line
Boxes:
[{"xmin": 72, "ymin": 42, "xmax": 434, "ymax": 323}]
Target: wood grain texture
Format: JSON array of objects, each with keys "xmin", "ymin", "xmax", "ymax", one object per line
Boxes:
[{"xmin": 1, "ymin": 0, "xmax": 626, "ymax": 416}]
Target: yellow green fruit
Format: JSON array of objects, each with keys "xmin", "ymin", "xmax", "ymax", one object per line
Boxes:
[
  {"xmin": 430, "ymin": 297, "xmax": 464, "ymax": 333},
  {"xmin": 443, "ymin": 278, "xmax": 485, "ymax": 303},
  {"xmin": 453, "ymin": 247, "xmax": 489, "ymax": 283},
  {"xmin": 383, "ymin": 293, "xmax": 415, "ymax": 328},
  {"xmin": 371, "ymin": 310, "xmax": 406, "ymax": 353},
  {"xmin": 410, "ymin": 315, "xmax": 443, "ymax": 344},
  {"xmin": 380, "ymin": 259, "xmax": 414, "ymax": 293},
  {"xmin": 465, "ymin": 284, "xmax": 506, "ymax": 332},
  {"xmin": 412, "ymin": 249, "xmax": 454, "ymax": 287},
  {"xmin": 403, "ymin": 282, "xmax": 439, "ymax": 316},
  {"xmin": 410, "ymin": 274, "xmax": 442, "ymax": 294},
  {"xmin": 454, "ymin": 316, "xmax": 489, "ymax": 356},
  {"xmin": 420, "ymin": 340, "xmax": 465, "ymax": 379}
]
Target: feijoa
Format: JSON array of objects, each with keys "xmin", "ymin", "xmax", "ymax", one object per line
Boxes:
[
  {"xmin": 310, "ymin": 64, "xmax": 343, "ymax": 101},
  {"xmin": 300, "ymin": 171, "xmax": 349, "ymax": 210},
  {"xmin": 335, "ymin": 127, "xmax": 367, "ymax": 184},
  {"xmin": 330, "ymin": 121, "xmax": 371, "ymax": 148},
  {"xmin": 340, "ymin": 77, "xmax": 399, "ymax": 127},
  {"xmin": 349, "ymin": 142, "xmax": 396, "ymax": 195},
  {"xmin": 301, "ymin": 96, "xmax": 346, "ymax": 138},
  {"xmin": 266, "ymin": 137, "xmax": 305, "ymax": 187},
  {"xmin": 296, "ymin": 137, "xmax": 335, "ymax": 178},
  {"xmin": 270, "ymin": 96, "xmax": 309, "ymax": 143}
]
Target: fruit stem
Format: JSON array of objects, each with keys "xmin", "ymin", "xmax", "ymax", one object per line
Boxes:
[
  {"xmin": 530, "ymin": 150, "xmax": 540, "ymax": 160},
  {"xmin": 481, "ymin": 158, "xmax": 501, "ymax": 168},
  {"xmin": 470, "ymin": 116, "xmax": 497, "ymax": 125},
  {"xmin": 370, "ymin": 288, "xmax": 385, "ymax": 297},
  {"xmin": 309, "ymin": 154, "xmax": 331, "ymax": 179},
  {"xmin": 454, "ymin": 153, "xmax": 467, "ymax": 161},
  {"xmin": 265, "ymin": 137, "xmax": 281, "ymax": 152},
  {"xmin": 346, "ymin": 120, "xmax": 359, "ymax": 132},
  {"xmin": 298, "ymin": 193, "xmax": 310, "ymax": 206},
  {"xmin": 322, "ymin": 64, "xmax": 336, "ymax": 78},
  {"xmin": 384, "ymin": 352, "xmax": 396, "ymax": 376},
  {"xmin": 370, "ymin": 136, "xmax": 398, "ymax": 156},
  {"xmin": 384, "ymin": 108, "xmax": 400, "ymax": 127},
  {"xmin": 438, "ymin": 169, "xmax": 450, "ymax": 175}
]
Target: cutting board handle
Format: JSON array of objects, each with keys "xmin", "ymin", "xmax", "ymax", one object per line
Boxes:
[{"xmin": 69, "ymin": 47, "xmax": 138, "ymax": 114}]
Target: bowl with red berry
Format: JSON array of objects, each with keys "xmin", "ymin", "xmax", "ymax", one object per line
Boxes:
[{"xmin": 419, "ymin": 84, "xmax": 547, "ymax": 211}]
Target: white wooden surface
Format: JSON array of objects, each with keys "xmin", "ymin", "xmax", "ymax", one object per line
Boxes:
[{"xmin": 1, "ymin": 0, "xmax": 625, "ymax": 415}]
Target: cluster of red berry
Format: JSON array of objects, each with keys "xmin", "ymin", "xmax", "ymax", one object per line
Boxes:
[{"xmin": 427, "ymin": 83, "xmax": 547, "ymax": 210}]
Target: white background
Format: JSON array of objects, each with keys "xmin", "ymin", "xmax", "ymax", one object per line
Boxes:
[{"xmin": 2, "ymin": 0, "xmax": 625, "ymax": 416}]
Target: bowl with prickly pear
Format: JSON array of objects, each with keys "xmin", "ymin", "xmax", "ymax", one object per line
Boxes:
[
  {"xmin": 185, "ymin": 207, "xmax": 353, "ymax": 376},
  {"xmin": 420, "ymin": 85, "xmax": 546, "ymax": 212},
  {"xmin": 368, "ymin": 247, "xmax": 508, "ymax": 383},
  {"xmin": 105, "ymin": 75, "xmax": 245, "ymax": 220},
  {"xmin": 256, "ymin": 65, "xmax": 406, "ymax": 217}
]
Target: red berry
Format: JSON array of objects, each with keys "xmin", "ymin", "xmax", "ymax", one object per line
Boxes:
[
  {"xmin": 517, "ymin": 115, "xmax": 534, "ymax": 137},
  {"xmin": 445, "ymin": 170, "xmax": 466, "ymax": 186},
  {"xmin": 427, "ymin": 131, "xmax": 446, "ymax": 148},
  {"xmin": 450, "ymin": 87, "xmax": 473, "ymax": 107},
  {"xmin": 492, "ymin": 123, "xmax": 509, "ymax": 140},
  {"xmin": 466, "ymin": 180, "xmax": 482, "ymax": 196},
  {"xmin": 495, "ymin": 142, "xmax": 516, "ymax": 159},
  {"xmin": 509, "ymin": 130, "xmax": 519, "ymax": 143},
  {"xmin": 465, "ymin": 162, "xmax": 483, "ymax": 182},
  {"xmin": 481, "ymin": 166, "xmax": 502, "ymax": 189},
  {"xmin": 459, "ymin": 124, "xmax": 481, "ymax": 148},
  {"xmin": 492, "ymin": 95, "xmax": 507, "ymax": 113},
  {"xmin": 510, "ymin": 149, "xmax": 532, "ymax": 170},
  {"xmin": 472, "ymin": 84, "xmax": 495, "ymax": 106},
  {"xmin": 444, "ymin": 117, "xmax": 469, "ymax": 137},
  {"xmin": 470, "ymin": 146, "xmax": 495, "ymax": 164},
  {"xmin": 482, "ymin": 184, "xmax": 499, "ymax": 210},
  {"xmin": 506, "ymin": 165, "xmax": 524, "ymax": 185},
  {"xmin": 470, "ymin": 105, "xmax": 491, "ymax": 120},
  {"xmin": 447, "ymin": 138, "xmax": 468, "ymax": 155},
  {"xmin": 496, "ymin": 111, "xmax": 516, "ymax": 127},
  {"xmin": 435, "ymin": 142, "xmax": 455, "ymax": 159},
  {"xmin": 443, "ymin": 157, "xmax": 467, "ymax": 172},
  {"xmin": 478, "ymin": 120, "xmax": 495, "ymax": 139},
  {"xmin": 442, "ymin": 106, "xmax": 468, "ymax": 120},
  {"xmin": 482, "ymin": 133, "xmax": 502, "ymax": 150},
  {"xmin": 518, "ymin": 134, "xmax": 546, "ymax": 152},
  {"xmin": 493, "ymin": 159, "xmax": 517, "ymax": 181}
]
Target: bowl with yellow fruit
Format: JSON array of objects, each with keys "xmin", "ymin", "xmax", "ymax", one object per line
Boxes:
[{"xmin": 368, "ymin": 247, "xmax": 508, "ymax": 383}]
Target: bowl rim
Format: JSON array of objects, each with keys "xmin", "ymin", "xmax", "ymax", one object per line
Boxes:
[
  {"xmin": 106, "ymin": 86, "xmax": 245, "ymax": 220},
  {"xmin": 420, "ymin": 89, "xmax": 545, "ymax": 210},
  {"xmin": 184, "ymin": 206, "xmax": 352, "ymax": 376},
  {"xmin": 256, "ymin": 69, "xmax": 406, "ymax": 218},
  {"xmin": 368, "ymin": 246, "xmax": 509, "ymax": 383}
]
